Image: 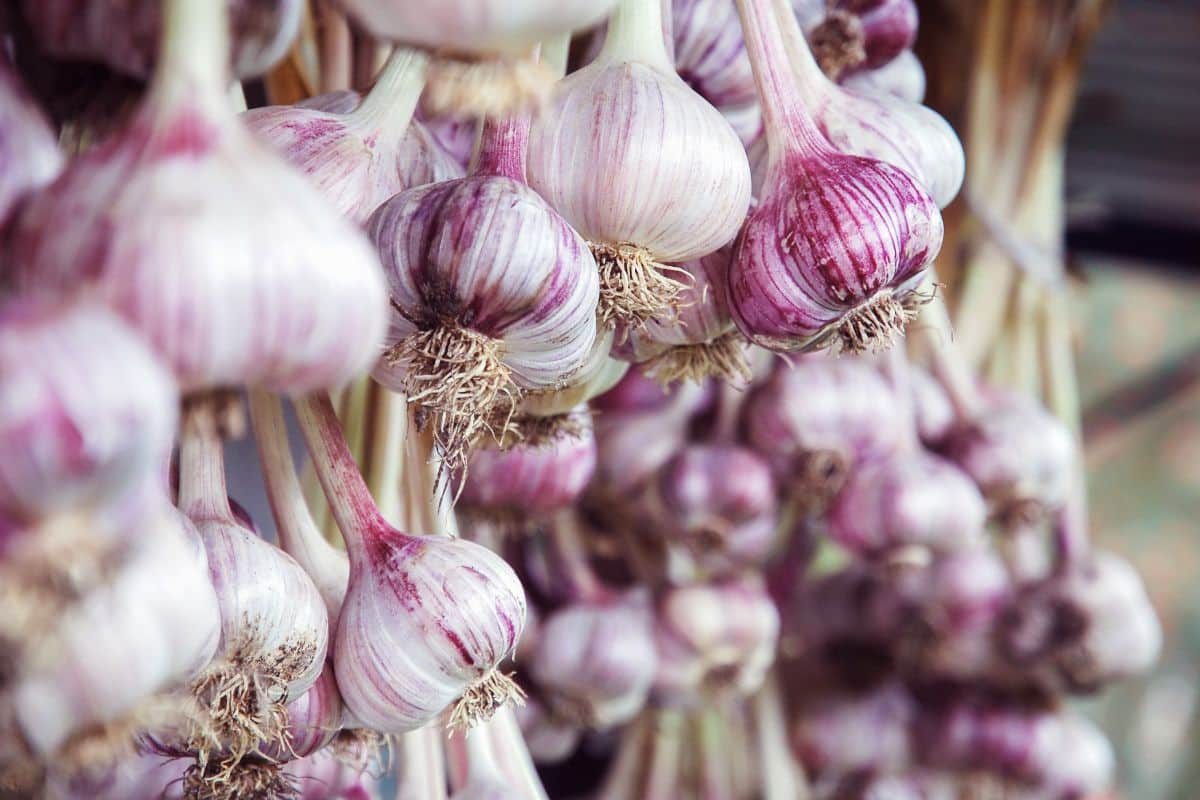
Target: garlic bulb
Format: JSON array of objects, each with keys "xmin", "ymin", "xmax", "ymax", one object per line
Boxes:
[
  {"xmin": 519, "ymin": 330, "xmax": 627, "ymax": 419},
  {"xmin": 674, "ymin": 0, "xmax": 760, "ymax": 108},
  {"xmin": 731, "ymin": 0, "xmax": 943, "ymax": 353},
  {"xmin": 10, "ymin": 509, "xmax": 221, "ymax": 759},
  {"xmin": 527, "ymin": 0, "xmax": 751, "ymax": 328},
  {"xmin": 0, "ymin": 297, "xmax": 177, "ymax": 524},
  {"xmin": 791, "ymin": 682, "xmax": 914, "ymax": 778},
  {"xmin": 258, "ymin": 663, "xmax": 344, "ymax": 762},
  {"xmin": 297, "ymin": 394, "xmax": 527, "ymax": 733},
  {"xmin": 841, "ymin": 49, "xmax": 926, "ymax": 103},
  {"xmin": 370, "ymin": 110, "xmax": 599, "ymax": 466},
  {"xmin": 20, "ymin": 0, "xmax": 303, "ymax": 80},
  {"xmin": 461, "ymin": 408, "xmax": 597, "ymax": 520},
  {"xmin": 528, "ymin": 592, "xmax": 657, "ymax": 728},
  {"xmin": 9, "ymin": 0, "xmax": 387, "ymax": 394},
  {"xmin": 917, "ymin": 548, "xmax": 1012, "ymax": 679},
  {"xmin": 177, "ymin": 400, "xmax": 329, "ymax": 758},
  {"xmin": 806, "ymin": 0, "xmax": 918, "ymax": 80},
  {"xmin": 827, "ymin": 450, "xmax": 986, "ymax": 557},
  {"xmin": 0, "ymin": 64, "xmax": 63, "ymax": 226},
  {"xmin": 244, "ymin": 50, "xmax": 457, "ymax": 224},
  {"xmin": 909, "ymin": 363, "xmax": 955, "ymax": 447},
  {"xmin": 616, "ymin": 249, "xmax": 751, "ymax": 385},
  {"xmin": 283, "ymin": 741, "xmax": 383, "ymax": 800},
  {"xmin": 448, "ymin": 724, "xmax": 522, "ymax": 800}
]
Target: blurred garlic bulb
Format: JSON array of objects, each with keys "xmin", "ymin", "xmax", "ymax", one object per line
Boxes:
[
  {"xmin": 0, "ymin": 63, "xmax": 63, "ymax": 226},
  {"xmin": 515, "ymin": 700, "xmax": 582, "ymax": 764},
  {"xmin": 791, "ymin": 682, "xmax": 915, "ymax": 779},
  {"xmin": 10, "ymin": 509, "xmax": 220, "ymax": 759},
  {"xmin": 19, "ymin": 0, "xmax": 303, "ymax": 80},
  {"xmin": 9, "ymin": 0, "xmax": 387, "ymax": 394},
  {"xmin": 528, "ymin": 0, "xmax": 751, "ymax": 328},
  {"xmin": 0, "ymin": 297, "xmax": 176, "ymax": 524}
]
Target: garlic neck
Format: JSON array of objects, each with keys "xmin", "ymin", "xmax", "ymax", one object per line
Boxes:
[
  {"xmin": 601, "ymin": 0, "xmax": 674, "ymax": 74},
  {"xmin": 155, "ymin": 0, "xmax": 231, "ymax": 103},
  {"xmin": 178, "ymin": 401, "xmax": 235, "ymax": 524},
  {"xmin": 351, "ymin": 48, "xmax": 428, "ymax": 140}
]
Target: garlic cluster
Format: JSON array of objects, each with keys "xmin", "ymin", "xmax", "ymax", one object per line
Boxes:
[
  {"xmin": 528, "ymin": 0, "xmax": 751, "ymax": 327},
  {"xmin": 8, "ymin": 0, "xmax": 387, "ymax": 394}
]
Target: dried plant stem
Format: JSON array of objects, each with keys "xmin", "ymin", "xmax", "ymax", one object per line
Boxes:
[
  {"xmin": 314, "ymin": 0, "xmax": 352, "ymax": 93},
  {"xmin": 597, "ymin": 714, "xmax": 650, "ymax": 800},
  {"xmin": 754, "ymin": 673, "xmax": 809, "ymax": 800},
  {"xmin": 423, "ymin": 57, "xmax": 555, "ymax": 118},
  {"xmin": 642, "ymin": 711, "xmax": 685, "ymax": 800},
  {"xmin": 694, "ymin": 708, "xmax": 734, "ymax": 800},
  {"xmin": 486, "ymin": 706, "xmax": 551, "ymax": 800},
  {"xmin": 395, "ymin": 727, "xmax": 447, "ymax": 800}
]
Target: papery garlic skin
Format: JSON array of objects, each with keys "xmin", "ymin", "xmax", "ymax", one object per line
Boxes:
[
  {"xmin": 20, "ymin": 0, "xmax": 303, "ymax": 80},
  {"xmin": 11, "ymin": 510, "xmax": 221, "ymax": 757},
  {"xmin": 841, "ymin": 49, "xmax": 926, "ymax": 103},
  {"xmin": 9, "ymin": 0, "xmax": 387, "ymax": 393},
  {"xmin": 333, "ymin": 531, "xmax": 528, "ymax": 733},
  {"xmin": 0, "ymin": 298, "xmax": 177, "ymax": 523},
  {"xmin": 0, "ymin": 65, "xmax": 63, "ymax": 226},
  {"xmin": 336, "ymin": 0, "xmax": 618, "ymax": 54}
]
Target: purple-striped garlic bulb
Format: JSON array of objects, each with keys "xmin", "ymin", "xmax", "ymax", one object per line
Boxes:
[
  {"xmin": 827, "ymin": 450, "xmax": 986, "ymax": 557},
  {"xmin": 917, "ymin": 548, "xmax": 1013, "ymax": 679},
  {"xmin": 615, "ymin": 248, "xmax": 752, "ymax": 385},
  {"xmin": 460, "ymin": 407, "xmax": 597, "ymax": 520},
  {"xmin": 516, "ymin": 699, "xmax": 582, "ymax": 764},
  {"xmin": 518, "ymin": 330, "xmax": 628, "ymax": 419},
  {"xmin": 944, "ymin": 391, "xmax": 1077, "ymax": 529},
  {"xmin": 0, "ymin": 297, "xmax": 176, "ymax": 525},
  {"xmin": 743, "ymin": 356, "xmax": 904, "ymax": 502},
  {"xmin": 19, "ymin": 0, "xmax": 303, "ymax": 80},
  {"xmin": 528, "ymin": 591, "xmax": 657, "ymax": 728},
  {"xmin": 528, "ymin": 0, "xmax": 751, "ymax": 329},
  {"xmin": 841, "ymin": 49, "xmax": 926, "ymax": 103},
  {"xmin": 807, "ymin": 0, "xmax": 918, "ymax": 80},
  {"xmin": 447, "ymin": 725, "xmax": 521, "ymax": 800},
  {"xmin": 8, "ymin": 0, "xmax": 387, "ymax": 394},
  {"xmin": 337, "ymin": 0, "xmax": 617, "ymax": 118},
  {"xmin": 370, "ymin": 111, "xmax": 599, "ymax": 468},
  {"xmin": 297, "ymin": 394, "xmax": 527, "ymax": 733},
  {"xmin": 652, "ymin": 577, "xmax": 779, "ymax": 706},
  {"xmin": 0, "ymin": 64, "xmax": 63, "ymax": 226},
  {"xmin": 258, "ymin": 663, "xmax": 345, "ymax": 762},
  {"xmin": 791, "ymin": 682, "xmax": 915, "ymax": 779},
  {"xmin": 730, "ymin": 0, "xmax": 943, "ymax": 354},
  {"xmin": 673, "ymin": 0, "xmax": 762, "ymax": 109},
  {"xmin": 9, "ymin": 510, "xmax": 220, "ymax": 764},
  {"xmin": 244, "ymin": 51, "xmax": 463, "ymax": 225},
  {"xmin": 655, "ymin": 444, "xmax": 778, "ymax": 573},
  {"xmin": 175, "ymin": 401, "xmax": 329, "ymax": 764}
]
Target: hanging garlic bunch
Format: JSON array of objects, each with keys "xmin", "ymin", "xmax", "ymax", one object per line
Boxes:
[
  {"xmin": 244, "ymin": 49, "xmax": 464, "ymax": 225},
  {"xmin": 0, "ymin": 63, "xmax": 63, "ymax": 226},
  {"xmin": 8, "ymin": 0, "xmax": 387, "ymax": 394},
  {"xmin": 370, "ymin": 108, "xmax": 600, "ymax": 467},
  {"xmin": 297, "ymin": 394, "xmax": 527, "ymax": 733},
  {"xmin": 528, "ymin": 0, "xmax": 751, "ymax": 329},
  {"xmin": 169, "ymin": 400, "xmax": 329, "ymax": 779},
  {"xmin": 729, "ymin": 0, "xmax": 943, "ymax": 354},
  {"xmin": 337, "ymin": 0, "xmax": 618, "ymax": 117}
]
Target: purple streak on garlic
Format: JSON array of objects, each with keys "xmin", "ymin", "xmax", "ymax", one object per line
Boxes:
[
  {"xmin": 652, "ymin": 577, "xmax": 779, "ymax": 707},
  {"xmin": 827, "ymin": 450, "xmax": 986, "ymax": 557},
  {"xmin": 656, "ymin": 444, "xmax": 778, "ymax": 572},
  {"xmin": 11, "ymin": 509, "xmax": 221, "ymax": 758},
  {"xmin": 461, "ymin": 407, "xmax": 597, "ymax": 519},
  {"xmin": 943, "ymin": 390, "xmax": 1077, "ymax": 528},
  {"xmin": 9, "ymin": 0, "xmax": 388, "ymax": 394},
  {"xmin": 178, "ymin": 401, "xmax": 329, "ymax": 754},
  {"xmin": 370, "ymin": 107, "xmax": 599, "ymax": 464},
  {"xmin": 296, "ymin": 393, "xmax": 527, "ymax": 733},
  {"xmin": 19, "ymin": 0, "xmax": 303, "ymax": 80},
  {"xmin": 0, "ymin": 297, "xmax": 177, "ymax": 524},
  {"xmin": 807, "ymin": 0, "xmax": 918, "ymax": 80},
  {"xmin": 0, "ymin": 64, "xmax": 63, "ymax": 226},
  {"xmin": 673, "ymin": 0, "xmax": 761, "ymax": 108},
  {"xmin": 244, "ymin": 50, "xmax": 462, "ymax": 225},
  {"xmin": 528, "ymin": 591, "xmax": 657, "ymax": 728},
  {"xmin": 743, "ymin": 356, "xmax": 903, "ymax": 500},
  {"xmin": 790, "ymin": 682, "xmax": 914, "ymax": 778},
  {"xmin": 841, "ymin": 49, "xmax": 926, "ymax": 103},
  {"xmin": 616, "ymin": 248, "xmax": 752, "ymax": 385},
  {"xmin": 731, "ymin": 0, "xmax": 943, "ymax": 354},
  {"xmin": 527, "ymin": 0, "xmax": 752, "ymax": 328}
]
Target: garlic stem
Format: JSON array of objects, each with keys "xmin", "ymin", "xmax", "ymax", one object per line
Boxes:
[
  {"xmin": 753, "ymin": 673, "xmax": 809, "ymax": 800},
  {"xmin": 249, "ymin": 390, "xmax": 349, "ymax": 621},
  {"xmin": 696, "ymin": 708, "xmax": 734, "ymax": 800},
  {"xmin": 155, "ymin": 0, "xmax": 230, "ymax": 101},
  {"xmin": 549, "ymin": 513, "xmax": 605, "ymax": 602},
  {"xmin": 177, "ymin": 402, "xmax": 235, "ymax": 523},
  {"xmin": 917, "ymin": 273, "xmax": 985, "ymax": 421},
  {"xmin": 489, "ymin": 705, "xmax": 551, "ymax": 800},
  {"xmin": 395, "ymin": 727, "xmax": 449, "ymax": 800},
  {"xmin": 735, "ymin": 0, "xmax": 828, "ymax": 159},
  {"xmin": 473, "ymin": 112, "xmax": 532, "ymax": 182},
  {"xmin": 883, "ymin": 346, "xmax": 920, "ymax": 453},
  {"xmin": 295, "ymin": 392, "xmax": 388, "ymax": 569},
  {"xmin": 351, "ymin": 47, "xmax": 428, "ymax": 136},
  {"xmin": 601, "ymin": 0, "xmax": 674, "ymax": 73},
  {"xmin": 643, "ymin": 711, "xmax": 684, "ymax": 800}
]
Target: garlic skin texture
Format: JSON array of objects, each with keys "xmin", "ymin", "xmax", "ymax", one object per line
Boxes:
[
  {"xmin": 11, "ymin": 509, "xmax": 221, "ymax": 757},
  {"xmin": 0, "ymin": 65, "xmax": 63, "ymax": 226},
  {"xmin": 8, "ymin": 1, "xmax": 387, "ymax": 393},
  {"xmin": 527, "ymin": 2, "xmax": 751, "ymax": 267},
  {"xmin": 333, "ymin": 531, "xmax": 527, "ymax": 733},
  {"xmin": 827, "ymin": 451, "xmax": 987, "ymax": 557},
  {"xmin": 20, "ymin": 0, "xmax": 303, "ymax": 80},
  {"xmin": 0, "ymin": 297, "xmax": 177, "ymax": 523},
  {"xmin": 258, "ymin": 663, "xmax": 344, "ymax": 762},
  {"xmin": 283, "ymin": 743, "xmax": 381, "ymax": 800},
  {"xmin": 841, "ymin": 49, "xmax": 926, "ymax": 103},
  {"xmin": 519, "ymin": 330, "xmax": 627, "ymax": 419},
  {"xmin": 336, "ymin": 0, "xmax": 618, "ymax": 54}
]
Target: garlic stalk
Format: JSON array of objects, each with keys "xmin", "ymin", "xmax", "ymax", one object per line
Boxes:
[
  {"xmin": 296, "ymin": 392, "xmax": 527, "ymax": 733},
  {"xmin": 527, "ymin": 0, "xmax": 752, "ymax": 328}
]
